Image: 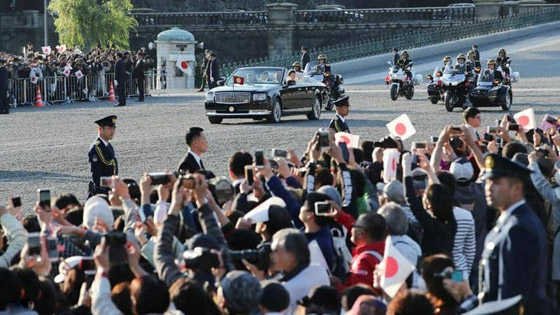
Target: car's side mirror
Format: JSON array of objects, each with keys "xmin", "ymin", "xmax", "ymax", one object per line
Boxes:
[
  {"xmin": 286, "ymin": 80, "xmax": 297, "ymax": 86},
  {"xmin": 217, "ymin": 80, "xmax": 225, "ymax": 86}
]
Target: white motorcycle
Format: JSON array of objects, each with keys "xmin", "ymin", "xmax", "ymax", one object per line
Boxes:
[{"xmin": 384, "ymin": 62, "xmax": 423, "ymax": 101}]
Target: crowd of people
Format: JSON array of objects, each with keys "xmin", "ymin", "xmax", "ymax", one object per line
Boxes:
[
  {"xmin": 1, "ymin": 103, "xmax": 560, "ymax": 314},
  {"xmin": 0, "ymin": 44, "xmax": 155, "ymax": 112}
]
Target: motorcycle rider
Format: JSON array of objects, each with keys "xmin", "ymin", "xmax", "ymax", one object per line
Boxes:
[
  {"xmin": 455, "ymin": 54, "xmax": 472, "ymax": 75},
  {"xmin": 485, "ymin": 59, "xmax": 504, "ymax": 82},
  {"xmin": 315, "ymin": 54, "xmax": 330, "ymax": 74},
  {"xmin": 467, "ymin": 51, "xmax": 477, "ymax": 69},
  {"xmin": 496, "ymin": 49, "xmax": 511, "ymax": 77},
  {"xmin": 442, "ymin": 56, "xmax": 452, "ymax": 71},
  {"xmin": 398, "ymin": 50, "xmax": 413, "ymax": 81}
]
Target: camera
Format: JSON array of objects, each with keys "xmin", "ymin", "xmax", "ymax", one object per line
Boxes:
[
  {"xmin": 431, "ymin": 136, "xmax": 439, "ymax": 143},
  {"xmin": 450, "ymin": 126, "xmax": 463, "ymax": 134},
  {"xmin": 230, "ymin": 243, "xmax": 271, "ymax": 271},
  {"xmin": 11, "ymin": 196, "xmax": 21, "ymax": 208},
  {"xmin": 412, "ymin": 142, "xmax": 426, "ymax": 150},
  {"xmin": 545, "ymin": 115, "xmax": 558, "ymax": 125},
  {"xmin": 28, "ymin": 232, "xmax": 41, "ymax": 256},
  {"xmin": 245, "ymin": 165, "xmax": 254, "ymax": 185},
  {"xmin": 183, "ymin": 247, "xmax": 220, "ymax": 271},
  {"xmin": 314, "ymin": 201, "xmax": 332, "ymax": 216},
  {"xmin": 508, "ymin": 123, "xmax": 519, "ymax": 131},
  {"xmin": 104, "ymin": 231, "xmax": 127, "ymax": 247},
  {"xmin": 38, "ymin": 189, "xmax": 51, "ymax": 212},
  {"xmin": 272, "ymin": 149, "xmax": 288, "ymax": 158},
  {"xmin": 374, "ymin": 136, "xmax": 398, "ymax": 149},
  {"xmin": 208, "ymin": 177, "xmax": 234, "ymax": 206},
  {"xmin": 255, "ymin": 150, "xmax": 265, "ymax": 169},
  {"xmin": 487, "ymin": 126, "xmax": 497, "ymax": 134},
  {"xmin": 148, "ymin": 172, "xmax": 172, "ymax": 185},
  {"xmin": 317, "ymin": 129, "xmax": 330, "ymax": 148},
  {"xmin": 483, "ymin": 133, "xmax": 494, "ymax": 142},
  {"xmin": 100, "ymin": 176, "xmax": 113, "ymax": 188}
]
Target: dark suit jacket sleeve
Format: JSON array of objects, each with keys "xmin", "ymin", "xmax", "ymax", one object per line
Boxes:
[
  {"xmin": 211, "ymin": 60, "xmax": 220, "ymax": 79},
  {"xmin": 177, "ymin": 153, "xmax": 201, "ymax": 173}
]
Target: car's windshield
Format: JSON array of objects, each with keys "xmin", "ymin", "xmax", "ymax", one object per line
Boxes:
[{"xmin": 226, "ymin": 68, "xmax": 284, "ymax": 87}]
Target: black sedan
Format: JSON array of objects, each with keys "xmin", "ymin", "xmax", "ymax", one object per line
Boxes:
[{"xmin": 205, "ymin": 67, "xmax": 327, "ymax": 124}]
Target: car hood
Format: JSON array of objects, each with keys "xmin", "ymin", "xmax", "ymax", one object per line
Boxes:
[{"xmin": 210, "ymin": 86, "xmax": 275, "ymax": 93}]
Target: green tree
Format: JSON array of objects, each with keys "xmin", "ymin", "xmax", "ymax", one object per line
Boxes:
[{"xmin": 48, "ymin": 0, "xmax": 138, "ymax": 49}]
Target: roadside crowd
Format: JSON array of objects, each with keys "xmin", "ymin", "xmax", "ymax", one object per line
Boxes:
[
  {"xmin": 1, "ymin": 107, "xmax": 560, "ymax": 314},
  {"xmin": 0, "ymin": 45, "xmax": 154, "ymax": 106}
]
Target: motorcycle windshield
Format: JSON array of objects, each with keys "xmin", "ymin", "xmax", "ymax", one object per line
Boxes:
[
  {"xmin": 478, "ymin": 69, "xmax": 495, "ymax": 85},
  {"xmin": 304, "ymin": 61, "xmax": 319, "ymax": 75}
]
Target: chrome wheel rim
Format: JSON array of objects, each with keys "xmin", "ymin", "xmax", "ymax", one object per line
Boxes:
[
  {"xmin": 274, "ymin": 102, "xmax": 281, "ymax": 121},
  {"xmin": 314, "ymin": 97, "xmax": 321, "ymax": 117}
]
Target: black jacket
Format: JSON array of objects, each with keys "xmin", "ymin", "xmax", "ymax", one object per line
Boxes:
[
  {"xmin": 88, "ymin": 137, "xmax": 118, "ymax": 195},
  {"xmin": 115, "ymin": 59, "xmax": 126, "ymax": 83},
  {"xmin": 0, "ymin": 66, "xmax": 8, "ymax": 97},
  {"xmin": 177, "ymin": 152, "xmax": 204, "ymax": 173},
  {"xmin": 133, "ymin": 59, "xmax": 145, "ymax": 80},
  {"xmin": 301, "ymin": 52, "xmax": 310, "ymax": 70},
  {"xmin": 329, "ymin": 114, "xmax": 350, "ymax": 133}
]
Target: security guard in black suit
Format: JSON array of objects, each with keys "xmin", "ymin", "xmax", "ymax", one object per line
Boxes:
[
  {"xmin": 87, "ymin": 115, "xmax": 118, "ymax": 198},
  {"xmin": 329, "ymin": 96, "xmax": 350, "ymax": 133}
]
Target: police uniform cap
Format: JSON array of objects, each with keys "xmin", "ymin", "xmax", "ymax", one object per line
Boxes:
[
  {"xmin": 95, "ymin": 115, "xmax": 117, "ymax": 127},
  {"xmin": 480, "ymin": 154, "xmax": 532, "ymax": 181},
  {"xmin": 334, "ymin": 96, "xmax": 350, "ymax": 107}
]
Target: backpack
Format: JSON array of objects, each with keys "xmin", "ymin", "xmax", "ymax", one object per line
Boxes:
[{"xmin": 330, "ymin": 224, "xmax": 353, "ymax": 281}]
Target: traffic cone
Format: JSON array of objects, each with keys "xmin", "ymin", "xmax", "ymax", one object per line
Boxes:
[
  {"xmin": 35, "ymin": 85, "xmax": 44, "ymax": 107},
  {"xmin": 108, "ymin": 82, "xmax": 117, "ymax": 101}
]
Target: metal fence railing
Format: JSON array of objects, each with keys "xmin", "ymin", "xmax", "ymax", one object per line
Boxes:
[
  {"xmin": 133, "ymin": 11, "xmax": 269, "ymax": 27},
  {"xmin": 219, "ymin": 8, "xmax": 560, "ymax": 77},
  {"xmin": 7, "ymin": 72, "xmax": 157, "ymax": 108}
]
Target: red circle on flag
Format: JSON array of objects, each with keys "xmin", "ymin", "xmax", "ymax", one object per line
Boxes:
[
  {"xmin": 517, "ymin": 115, "xmax": 529, "ymax": 127},
  {"xmin": 340, "ymin": 135, "xmax": 350, "ymax": 144},
  {"xmin": 385, "ymin": 256, "xmax": 399, "ymax": 278},
  {"xmin": 181, "ymin": 61, "xmax": 188, "ymax": 69},
  {"xmin": 395, "ymin": 123, "xmax": 407, "ymax": 136},
  {"xmin": 391, "ymin": 157, "xmax": 396, "ymax": 171}
]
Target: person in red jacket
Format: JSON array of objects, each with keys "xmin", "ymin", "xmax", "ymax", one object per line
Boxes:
[{"xmin": 345, "ymin": 212, "xmax": 387, "ymax": 288}]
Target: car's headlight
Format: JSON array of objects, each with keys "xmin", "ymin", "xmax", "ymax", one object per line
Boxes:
[
  {"xmin": 253, "ymin": 93, "xmax": 267, "ymax": 101},
  {"xmin": 205, "ymin": 92, "xmax": 214, "ymax": 102}
]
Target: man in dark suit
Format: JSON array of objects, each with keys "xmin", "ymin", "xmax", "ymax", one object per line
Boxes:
[
  {"xmin": 133, "ymin": 52, "xmax": 145, "ymax": 102},
  {"xmin": 87, "ymin": 115, "xmax": 119, "ymax": 198},
  {"xmin": 472, "ymin": 44, "xmax": 481, "ymax": 68},
  {"xmin": 301, "ymin": 46, "xmax": 310, "ymax": 71},
  {"xmin": 228, "ymin": 151, "xmax": 253, "ymax": 195},
  {"xmin": 206, "ymin": 52, "xmax": 220, "ymax": 90},
  {"xmin": 0, "ymin": 59, "xmax": 8, "ymax": 114},
  {"xmin": 198, "ymin": 49, "xmax": 210, "ymax": 92},
  {"xmin": 115, "ymin": 53, "xmax": 127, "ymax": 107},
  {"xmin": 178, "ymin": 127, "xmax": 208, "ymax": 173},
  {"xmin": 478, "ymin": 154, "xmax": 551, "ymax": 314},
  {"xmin": 392, "ymin": 47, "xmax": 401, "ymax": 65},
  {"xmin": 329, "ymin": 96, "xmax": 351, "ymax": 133}
]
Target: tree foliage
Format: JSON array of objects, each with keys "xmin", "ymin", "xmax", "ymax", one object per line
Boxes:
[{"xmin": 48, "ymin": 0, "xmax": 138, "ymax": 49}]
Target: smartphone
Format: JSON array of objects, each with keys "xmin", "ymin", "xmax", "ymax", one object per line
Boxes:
[
  {"xmin": 451, "ymin": 270, "xmax": 463, "ymax": 283},
  {"xmin": 431, "ymin": 136, "xmax": 439, "ymax": 143},
  {"xmin": 496, "ymin": 138, "xmax": 503, "ymax": 146},
  {"xmin": 255, "ymin": 150, "xmax": 264, "ymax": 169},
  {"xmin": 545, "ymin": 115, "xmax": 558, "ymax": 125},
  {"xmin": 483, "ymin": 133, "xmax": 494, "ymax": 142},
  {"xmin": 314, "ymin": 201, "xmax": 332, "ymax": 216},
  {"xmin": 317, "ymin": 129, "xmax": 330, "ymax": 148},
  {"xmin": 149, "ymin": 172, "xmax": 171, "ymax": 185},
  {"xmin": 80, "ymin": 258, "xmax": 97, "ymax": 284},
  {"xmin": 38, "ymin": 189, "xmax": 51, "ymax": 212},
  {"xmin": 271, "ymin": 149, "xmax": 288, "ymax": 158},
  {"xmin": 104, "ymin": 231, "xmax": 127, "ymax": 247},
  {"xmin": 536, "ymin": 148, "xmax": 550, "ymax": 157},
  {"xmin": 487, "ymin": 126, "xmax": 497, "ymax": 134},
  {"xmin": 412, "ymin": 142, "xmax": 426, "ymax": 150},
  {"xmin": 28, "ymin": 232, "xmax": 41, "ymax": 256},
  {"xmin": 508, "ymin": 123, "xmax": 519, "ymax": 131},
  {"xmin": 450, "ymin": 126, "xmax": 463, "ymax": 134},
  {"xmin": 245, "ymin": 165, "xmax": 254, "ymax": 185},
  {"xmin": 338, "ymin": 142, "xmax": 349, "ymax": 162},
  {"xmin": 46, "ymin": 236, "xmax": 58, "ymax": 260},
  {"xmin": 11, "ymin": 196, "xmax": 22, "ymax": 208},
  {"xmin": 99, "ymin": 176, "xmax": 113, "ymax": 188}
]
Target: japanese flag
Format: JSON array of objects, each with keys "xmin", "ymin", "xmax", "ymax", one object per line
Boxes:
[
  {"xmin": 64, "ymin": 63, "xmax": 72, "ymax": 70},
  {"xmin": 30, "ymin": 76, "xmax": 38, "ymax": 84},
  {"xmin": 42, "ymin": 46, "xmax": 51, "ymax": 55},
  {"xmin": 75, "ymin": 70, "xmax": 83, "ymax": 79},
  {"xmin": 386, "ymin": 114, "xmax": 416, "ymax": 140},
  {"xmin": 176, "ymin": 57, "xmax": 192, "ymax": 75},
  {"xmin": 382, "ymin": 149, "xmax": 400, "ymax": 183},
  {"xmin": 233, "ymin": 75, "xmax": 245, "ymax": 85},
  {"xmin": 335, "ymin": 132, "xmax": 360, "ymax": 149},
  {"xmin": 514, "ymin": 108, "xmax": 536, "ymax": 130},
  {"xmin": 56, "ymin": 45, "xmax": 67, "ymax": 53},
  {"xmin": 63, "ymin": 68, "xmax": 71, "ymax": 77},
  {"xmin": 380, "ymin": 235, "xmax": 416, "ymax": 298}
]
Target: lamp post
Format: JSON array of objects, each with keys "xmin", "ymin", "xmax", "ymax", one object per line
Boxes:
[{"xmin": 44, "ymin": 0, "xmax": 48, "ymax": 46}]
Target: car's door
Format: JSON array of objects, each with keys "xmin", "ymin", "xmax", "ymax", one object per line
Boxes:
[{"xmin": 293, "ymin": 82, "xmax": 315, "ymax": 110}]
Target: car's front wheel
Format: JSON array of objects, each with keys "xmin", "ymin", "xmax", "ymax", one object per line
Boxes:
[
  {"xmin": 307, "ymin": 94, "xmax": 322, "ymax": 120},
  {"xmin": 208, "ymin": 116, "xmax": 223, "ymax": 124},
  {"xmin": 267, "ymin": 98, "xmax": 282, "ymax": 123}
]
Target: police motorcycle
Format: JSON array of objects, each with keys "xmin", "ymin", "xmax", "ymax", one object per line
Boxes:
[
  {"xmin": 303, "ymin": 59, "xmax": 345, "ymax": 111},
  {"xmin": 426, "ymin": 67, "xmax": 445, "ymax": 104},
  {"xmin": 469, "ymin": 69, "xmax": 513, "ymax": 111},
  {"xmin": 440, "ymin": 64, "xmax": 472, "ymax": 112},
  {"xmin": 385, "ymin": 61, "xmax": 422, "ymax": 101}
]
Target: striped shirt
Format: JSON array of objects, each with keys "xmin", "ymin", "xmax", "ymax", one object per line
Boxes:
[{"xmin": 452, "ymin": 206, "xmax": 476, "ymax": 278}]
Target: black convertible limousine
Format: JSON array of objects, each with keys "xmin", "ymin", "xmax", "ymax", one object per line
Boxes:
[{"xmin": 204, "ymin": 67, "xmax": 328, "ymax": 124}]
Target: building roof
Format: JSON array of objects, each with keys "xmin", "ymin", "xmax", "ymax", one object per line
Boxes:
[{"xmin": 157, "ymin": 27, "xmax": 195, "ymax": 42}]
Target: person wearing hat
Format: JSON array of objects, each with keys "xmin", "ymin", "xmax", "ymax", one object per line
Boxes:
[
  {"xmin": 301, "ymin": 46, "xmax": 310, "ymax": 71},
  {"xmin": 476, "ymin": 154, "xmax": 550, "ymax": 313},
  {"xmin": 87, "ymin": 115, "xmax": 118, "ymax": 198},
  {"xmin": 484, "ymin": 59, "xmax": 503, "ymax": 82},
  {"xmin": 0, "ymin": 58, "xmax": 8, "ymax": 114},
  {"xmin": 328, "ymin": 96, "xmax": 350, "ymax": 133},
  {"xmin": 115, "ymin": 52, "xmax": 127, "ymax": 106},
  {"xmin": 292, "ymin": 61, "xmax": 302, "ymax": 73},
  {"xmin": 455, "ymin": 53, "xmax": 471, "ymax": 75}
]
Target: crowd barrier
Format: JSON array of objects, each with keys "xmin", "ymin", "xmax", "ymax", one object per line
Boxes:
[{"xmin": 7, "ymin": 71, "xmax": 158, "ymax": 107}]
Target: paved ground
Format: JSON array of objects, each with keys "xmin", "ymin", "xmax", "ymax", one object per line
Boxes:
[{"xmin": 1, "ymin": 28, "xmax": 560, "ymax": 209}]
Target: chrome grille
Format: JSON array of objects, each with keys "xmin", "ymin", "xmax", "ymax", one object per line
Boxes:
[{"xmin": 215, "ymin": 92, "xmax": 251, "ymax": 104}]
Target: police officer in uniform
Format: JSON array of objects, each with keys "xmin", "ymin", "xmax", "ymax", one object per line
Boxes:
[
  {"xmin": 87, "ymin": 115, "xmax": 119, "ymax": 198},
  {"xmin": 329, "ymin": 96, "xmax": 350, "ymax": 133},
  {"xmin": 478, "ymin": 154, "xmax": 551, "ymax": 314}
]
